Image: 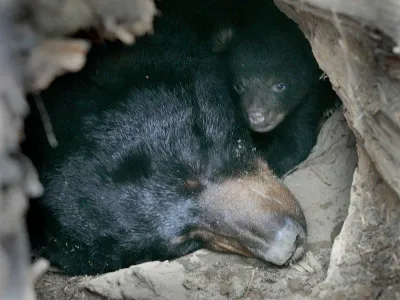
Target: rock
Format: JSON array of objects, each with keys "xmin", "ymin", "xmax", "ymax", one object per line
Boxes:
[
  {"xmin": 284, "ymin": 108, "xmax": 357, "ymax": 246},
  {"xmin": 82, "ymin": 261, "xmax": 186, "ymax": 300},
  {"xmin": 227, "ymin": 276, "xmax": 247, "ymax": 299},
  {"xmin": 287, "ymin": 278, "xmax": 303, "ymax": 292}
]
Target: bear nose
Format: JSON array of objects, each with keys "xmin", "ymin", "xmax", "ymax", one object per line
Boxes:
[
  {"xmin": 248, "ymin": 111, "xmax": 265, "ymax": 125},
  {"xmin": 290, "ymin": 231, "xmax": 307, "ymax": 263},
  {"xmin": 295, "ymin": 233, "xmax": 306, "ymax": 246},
  {"xmin": 255, "ymin": 214, "xmax": 307, "ymax": 266},
  {"xmin": 280, "ymin": 216, "xmax": 307, "ymax": 264}
]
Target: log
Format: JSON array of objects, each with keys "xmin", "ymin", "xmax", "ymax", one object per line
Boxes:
[
  {"xmin": 0, "ymin": 1, "xmax": 42, "ymax": 299},
  {"xmin": 277, "ymin": 0, "xmax": 400, "ymax": 45},
  {"xmin": 313, "ymin": 145, "xmax": 400, "ymax": 299},
  {"xmin": 0, "ymin": 1, "xmax": 157, "ymax": 299},
  {"xmin": 274, "ymin": 0, "xmax": 400, "ymax": 199},
  {"xmin": 274, "ymin": 0, "xmax": 400, "ymax": 298}
]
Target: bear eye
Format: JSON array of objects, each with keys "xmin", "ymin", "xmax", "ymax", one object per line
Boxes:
[
  {"xmin": 272, "ymin": 82, "xmax": 286, "ymax": 92},
  {"xmin": 233, "ymin": 83, "xmax": 245, "ymax": 94}
]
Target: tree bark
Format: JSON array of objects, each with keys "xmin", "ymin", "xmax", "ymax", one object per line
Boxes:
[
  {"xmin": 0, "ymin": 1, "xmax": 157, "ymax": 299},
  {"xmin": 275, "ymin": 0, "xmax": 400, "ymax": 199},
  {"xmin": 274, "ymin": 1, "xmax": 400, "ymax": 298}
]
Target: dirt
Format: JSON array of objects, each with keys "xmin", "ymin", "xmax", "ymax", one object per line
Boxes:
[
  {"xmin": 313, "ymin": 145, "xmax": 400, "ymax": 300},
  {"xmin": 34, "ymin": 108, "xmax": 359, "ymax": 300}
]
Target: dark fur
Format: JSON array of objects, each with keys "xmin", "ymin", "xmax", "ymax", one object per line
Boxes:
[
  {"xmin": 251, "ymin": 79, "xmax": 338, "ymax": 176},
  {"xmin": 24, "ymin": 17, "xmax": 306, "ymax": 275},
  {"xmin": 211, "ymin": 2, "xmax": 338, "ymax": 176}
]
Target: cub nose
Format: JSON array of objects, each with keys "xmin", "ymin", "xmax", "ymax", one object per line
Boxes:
[{"xmin": 248, "ymin": 111, "xmax": 265, "ymax": 125}]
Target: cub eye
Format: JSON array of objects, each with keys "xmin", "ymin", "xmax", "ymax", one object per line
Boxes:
[
  {"xmin": 272, "ymin": 82, "xmax": 286, "ymax": 92},
  {"xmin": 233, "ymin": 83, "xmax": 245, "ymax": 94}
]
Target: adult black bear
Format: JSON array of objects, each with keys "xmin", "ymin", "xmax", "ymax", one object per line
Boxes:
[
  {"xmin": 24, "ymin": 16, "xmax": 307, "ymax": 276},
  {"xmin": 213, "ymin": 1, "xmax": 338, "ymax": 176}
]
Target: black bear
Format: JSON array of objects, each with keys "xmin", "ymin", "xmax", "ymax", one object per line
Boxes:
[
  {"xmin": 24, "ymin": 16, "xmax": 307, "ymax": 276},
  {"xmin": 213, "ymin": 1, "xmax": 338, "ymax": 176}
]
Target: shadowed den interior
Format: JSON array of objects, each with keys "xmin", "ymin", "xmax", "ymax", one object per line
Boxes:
[{"xmin": 22, "ymin": 0, "xmax": 346, "ymax": 294}]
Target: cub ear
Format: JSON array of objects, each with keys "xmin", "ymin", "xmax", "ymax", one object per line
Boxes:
[{"xmin": 211, "ymin": 25, "xmax": 236, "ymax": 53}]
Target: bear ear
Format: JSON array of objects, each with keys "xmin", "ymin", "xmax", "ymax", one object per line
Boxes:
[{"xmin": 212, "ymin": 25, "xmax": 236, "ymax": 53}]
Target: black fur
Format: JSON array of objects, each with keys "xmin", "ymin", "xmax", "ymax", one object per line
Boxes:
[
  {"xmin": 252, "ymin": 80, "xmax": 338, "ymax": 176},
  {"xmin": 24, "ymin": 18, "xmax": 264, "ymax": 275},
  {"xmin": 212, "ymin": 2, "xmax": 338, "ymax": 176}
]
